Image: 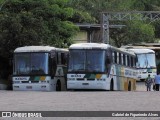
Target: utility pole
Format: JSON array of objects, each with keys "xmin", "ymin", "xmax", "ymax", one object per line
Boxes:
[
  {"xmin": 102, "ymin": 13, "xmax": 109, "ymax": 44},
  {"xmin": 101, "ymin": 11, "xmax": 160, "ymax": 44}
]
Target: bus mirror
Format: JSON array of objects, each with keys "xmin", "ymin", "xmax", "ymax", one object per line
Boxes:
[
  {"xmin": 51, "ymin": 51, "xmax": 56, "ymax": 58},
  {"xmin": 62, "ymin": 53, "xmax": 68, "ymax": 65},
  {"xmin": 136, "ymin": 57, "xmax": 138, "ymax": 62},
  {"xmin": 65, "ymin": 53, "xmax": 68, "ymax": 62}
]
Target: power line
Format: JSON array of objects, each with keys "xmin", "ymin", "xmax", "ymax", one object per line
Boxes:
[{"xmin": 101, "ymin": 11, "xmax": 160, "ymax": 44}]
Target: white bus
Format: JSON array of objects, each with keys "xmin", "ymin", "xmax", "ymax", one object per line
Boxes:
[
  {"xmin": 67, "ymin": 43, "xmax": 137, "ymax": 91},
  {"xmin": 121, "ymin": 44, "xmax": 160, "ymax": 73},
  {"xmin": 12, "ymin": 46, "xmax": 68, "ymax": 91},
  {"xmin": 123, "ymin": 48, "xmax": 157, "ymax": 81}
]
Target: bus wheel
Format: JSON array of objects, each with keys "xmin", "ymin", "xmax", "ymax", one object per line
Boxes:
[
  {"xmin": 128, "ymin": 81, "xmax": 131, "ymax": 91},
  {"xmin": 110, "ymin": 79, "xmax": 114, "ymax": 91},
  {"xmin": 56, "ymin": 80, "xmax": 61, "ymax": 91}
]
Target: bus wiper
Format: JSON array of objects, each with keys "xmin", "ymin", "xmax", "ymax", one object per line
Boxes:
[
  {"xmin": 86, "ymin": 69, "xmax": 101, "ymax": 72},
  {"xmin": 150, "ymin": 66, "xmax": 156, "ymax": 68},
  {"xmin": 76, "ymin": 69, "xmax": 85, "ymax": 71},
  {"xmin": 69, "ymin": 69, "xmax": 85, "ymax": 73}
]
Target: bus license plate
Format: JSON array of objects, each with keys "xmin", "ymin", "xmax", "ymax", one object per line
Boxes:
[
  {"xmin": 26, "ymin": 86, "xmax": 32, "ymax": 89},
  {"xmin": 82, "ymin": 83, "xmax": 89, "ymax": 85}
]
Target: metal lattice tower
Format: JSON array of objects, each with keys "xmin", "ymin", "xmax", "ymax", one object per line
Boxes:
[{"xmin": 101, "ymin": 11, "xmax": 160, "ymax": 44}]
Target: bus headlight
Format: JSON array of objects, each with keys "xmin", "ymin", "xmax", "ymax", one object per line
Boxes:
[{"xmin": 97, "ymin": 79, "xmax": 105, "ymax": 81}]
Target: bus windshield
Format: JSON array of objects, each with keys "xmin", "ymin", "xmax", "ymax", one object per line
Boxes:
[
  {"xmin": 14, "ymin": 53, "xmax": 49, "ymax": 75},
  {"xmin": 68, "ymin": 50, "xmax": 105, "ymax": 72},
  {"xmin": 136, "ymin": 53, "xmax": 156, "ymax": 68}
]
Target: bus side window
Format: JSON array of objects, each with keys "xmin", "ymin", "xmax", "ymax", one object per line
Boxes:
[
  {"xmin": 57, "ymin": 52, "xmax": 61, "ymax": 64},
  {"xmin": 127, "ymin": 55, "xmax": 130, "ymax": 67},
  {"xmin": 65, "ymin": 53, "xmax": 69, "ymax": 65},
  {"xmin": 106, "ymin": 50, "xmax": 111, "ymax": 64},
  {"xmin": 123, "ymin": 54, "xmax": 126, "ymax": 66},
  {"xmin": 112, "ymin": 52, "xmax": 115, "ymax": 63},
  {"xmin": 119, "ymin": 53, "xmax": 121, "ymax": 65},
  {"xmin": 117, "ymin": 52, "xmax": 119, "ymax": 64},
  {"xmin": 106, "ymin": 51, "xmax": 111, "ymax": 74},
  {"xmin": 133, "ymin": 57, "xmax": 136, "ymax": 68},
  {"xmin": 131, "ymin": 57, "xmax": 133, "ymax": 67},
  {"xmin": 50, "ymin": 51, "xmax": 57, "ymax": 78},
  {"xmin": 121, "ymin": 53, "xmax": 123, "ymax": 65},
  {"xmin": 135, "ymin": 57, "xmax": 137, "ymax": 67},
  {"xmin": 114, "ymin": 51, "xmax": 117, "ymax": 63},
  {"xmin": 61, "ymin": 53, "xmax": 67, "ymax": 65}
]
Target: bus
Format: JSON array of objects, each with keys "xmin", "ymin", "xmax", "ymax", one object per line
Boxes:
[
  {"xmin": 12, "ymin": 46, "xmax": 68, "ymax": 91},
  {"xmin": 123, "ymin": 48, "xmax": 157, "ymax": 81},
  {"xmin": 67, "ymin": 43, "xmax": 137, "ymax": 91},
  {"xmin": 121, "ymin": 43, "xmax": 160, "ymax": 73}
]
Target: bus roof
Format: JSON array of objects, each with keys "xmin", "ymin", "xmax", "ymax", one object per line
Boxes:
[
  {"xmin": 69, "ymin": 43, "xmax": 110, "ymax": 49},
  {"xmin": 70, "ymin": 43, "xmax": 136, "ymax": 56},
  {"xmin": 128, "ymin": 48, "xmax": 155, "ymax": 54},
  {"xmin": 14, "ymin": 46, "xmax": 68, "ymax": 53},
  {"xmin": 121, "ymin": 45, "xmax": 160, "ymax": 50}
]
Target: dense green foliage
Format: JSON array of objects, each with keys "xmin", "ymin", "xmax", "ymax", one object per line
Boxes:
[
  {"xmin": 110, "ymin": 21, "xmax": 155, "ymax": 47},
  {"xmin": 69, "ymin": 0, "xmax": 160, "ymax": 46},
  {"xmin": 0, "ymin": 0, "xmax": 79, "ymax": 57}
]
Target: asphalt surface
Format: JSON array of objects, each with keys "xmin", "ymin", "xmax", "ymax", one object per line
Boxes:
[{"xmin": 0, "ymin": 82, "xmax": 159, "ymax": 120}]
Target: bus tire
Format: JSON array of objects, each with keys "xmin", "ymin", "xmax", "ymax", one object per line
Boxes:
[
  {"xmin": 140, "ymin": 79, "xmax": 145, "ymax": 82},
  {"xmin": 128, "ymin": 81, "xmax": 131, "ymax": 91},
  {"xmin": 110, "ymin": 79, "xmax": 114, "ymax": 91},
  {"xmin": 56, "ymin": 80, "xmax": 61, "ymax": 91}
]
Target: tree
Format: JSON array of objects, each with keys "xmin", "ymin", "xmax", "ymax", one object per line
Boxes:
[
  {"xmin": 0, "ymin": 0, "xmax": 80, "ymax": 84},
  {"xmin": 67, "ymin": 0, "xmax": 96, "ymax": 23},
  {"xmin": 110, "ymin": 20, "xmax": 155, "ymax": 47},
  {"xmin": 69, "ymin": 0, "xmax": 135, "ymax": 23},
  {"xmin": 132, "ymin": 0, "xmax": 160, "ymax": 11},
  {"xmin": 126, "ymin": 21, "xmax": 155, "ymax": 43},
  {"xmin": 0, "ymin": 0, "xmax": 82, "ymax": 57},
  {"xmin": 110, "ymin": 27, "xmax": 128, "ymax": 47},
  {"xmin": 153, "ymin": 20, "xmax": 160, "ymax": 39},
  {"xmin": 69, "ymin": 0, "xmax": 158, "ymax": 47}
]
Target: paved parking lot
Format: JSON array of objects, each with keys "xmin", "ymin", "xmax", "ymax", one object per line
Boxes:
[
  {"xmin": 0, "ymin": 82, "xmax": 159, "ymax": 120},
  {"xmin": 136, "ymin": 81, "xmax": 153, "ymax": 91}
]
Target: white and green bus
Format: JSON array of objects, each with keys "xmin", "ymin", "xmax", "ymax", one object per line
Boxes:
[
  {"xmin": 67, "ymin": 43, "xmax": 137, "ymax": 91},
  {"xmin": 12, "ymin": 46, "xmax": 68, "ymax": 91},
  {"xmin": 123, "ymin": 48, "xmax": 157, "ymax": 81}
]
